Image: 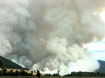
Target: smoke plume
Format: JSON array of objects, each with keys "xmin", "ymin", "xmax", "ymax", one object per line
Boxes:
[{"xmin": 0, "ymin": 0, "xmax": 105, "ymax": 75}]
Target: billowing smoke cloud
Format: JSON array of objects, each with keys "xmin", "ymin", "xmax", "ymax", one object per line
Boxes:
[
  {"xmin": 0, "ymin": 0, "xmax": 105, "ymax": 75},
  {"xmin": 7, "ymin": 55, "xmax": 32, "ymax": 68},
  {"xmin": 0, "ymin": 0, "xmax": 36, "ymax": 68}
]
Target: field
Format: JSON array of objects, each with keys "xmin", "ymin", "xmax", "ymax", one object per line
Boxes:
[{"xmin": 0, "ymin": 76, "xmax": 104, "ymax": 78}]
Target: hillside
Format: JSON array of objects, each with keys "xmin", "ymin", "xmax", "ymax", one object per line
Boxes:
[
  {"xmin": 0, "ymin": 56, "xmax": 28, "ymax": 69},
  {"xmin": 96, "ymin": 60, "xmax": 105, "ymax": 72}
]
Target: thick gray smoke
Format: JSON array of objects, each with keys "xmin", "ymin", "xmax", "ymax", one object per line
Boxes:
[{"xmin": 0, "ymin": 0, "xmax": 105, "ymax": 75}]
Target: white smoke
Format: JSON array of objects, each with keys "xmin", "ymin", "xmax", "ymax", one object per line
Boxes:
[
  {"xmin": 0, "ymin": 0, "xmax": 105, "ymax": 75},
  {"xmin": 0, "ymin": 0, "xmax": 36, "ymax": 68}
]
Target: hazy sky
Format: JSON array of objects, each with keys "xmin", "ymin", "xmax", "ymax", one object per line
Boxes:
[{"xmin": 85, "ymin": 39, "xmax": 105, "ymax": 61}]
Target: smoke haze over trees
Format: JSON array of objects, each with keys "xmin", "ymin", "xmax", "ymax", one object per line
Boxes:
[
  {"xmin": 0, "ymin": 56, "xmax": 23, "ymax": 69},
  {"xmin": 0, "ymin": 0, "xmax": 105, "ymax": 75}
]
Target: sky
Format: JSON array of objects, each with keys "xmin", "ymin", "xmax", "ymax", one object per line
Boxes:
[
  {"xmin": 85, "ymin": 12, "xmax": 105, "ymax": 61},
  {"xmin": 1, "ymin": 0, "xmax": 105, "ymax": 75},
  {"xmin": 85, "ymin": 39, "xmax": 105, "ymax": 61}
]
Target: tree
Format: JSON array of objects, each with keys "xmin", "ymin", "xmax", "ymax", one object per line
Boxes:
[
  {"xmin": 0, "ymin": 60, "xmax": 3, "ymax": 68},
  {"xmin": 3, "ymin": 68, "xmax": 7, "ymax": 76},
  {"xmin": 36, "ymin": 70, "xmax": 41, "ymax": 78}
]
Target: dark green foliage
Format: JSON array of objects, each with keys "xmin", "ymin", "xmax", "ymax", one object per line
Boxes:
[
  {"xmin": 96, "ymin": 60, "xmax": 105, "ymax": 72},
  {"xmin": 53, "ymin": 73, "xmax": 59, "ymax": 76},
  {"xmin": 0, "ymin": 69, "xmax": 105, "ymax": 76},
  {"xmin": 44, "ymin": 71, "xmax": 105, "ymax": 77},
  {"xmin": 0, "ymin": 56, "xmax": 29, "ymax": 70},
  {"xmin": 2, "ymin": 68, "xmax": 7, "ymax": 76},
  {"xmin": 64, "ymin": 71, "xmax": 105, "ymax": 77},
  {"xmin": 0, "ymin": 60, "xmax": 3, "ymax": 68},
  {"xmin": 8, "ymin": 70, "xmax": 14, "ymax": 76},
  {"xmin": 36, "ymin": 70, "xmax": 41, "ymax": 78},
  {"xmin": 0, "ymin": 56, "xmax": 22, "ymax": 69},
  {"xmin": 20, "ymin": 70, "xmax": 33, "ymax": 76},
  {"xmin": 45, "ymin": 74, "xmax": 52, "ymax": 76},
  {"xmin": 0, "ymin": 68, "xmax": 33, "ymax": 76}
]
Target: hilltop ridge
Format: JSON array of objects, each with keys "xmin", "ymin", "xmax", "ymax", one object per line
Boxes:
[{"xmin": 0, "ymin": 56, "xmax": 28, "ymax": 70}]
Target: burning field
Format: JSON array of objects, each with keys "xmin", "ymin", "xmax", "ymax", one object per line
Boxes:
[{"xmin": 0, "ymin": 0, "xmax": 105, "ymax": 75}]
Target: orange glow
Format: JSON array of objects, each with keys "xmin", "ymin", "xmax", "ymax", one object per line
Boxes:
[{"xmin": 39, "ymin": 38, "xmax": 45, "ymax": 43}]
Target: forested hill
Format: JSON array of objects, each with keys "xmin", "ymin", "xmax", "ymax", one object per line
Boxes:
[
  {"xmin": 96, "ymin": 60, "xmax": 105, "ymax": 72},
  {"xmin": 0, "ymin": 56, "xmax": 28, "ymax": 70}
]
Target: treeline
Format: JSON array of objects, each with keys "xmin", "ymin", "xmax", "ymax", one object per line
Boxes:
[
  {"xmin": 0, "ymin": 68, "xmax": 33, "ymax": 76},
  {"xmin": 66, "ymin": 72, "xmax": 105, "ymax": 77},
  {"xmin": 65, "ymin": 71, "xmax": 105, "ymax": 77},
  {"xmin": 0, "ymin": 69, "xmax": 105, "ymax": 76},
  {"xmin": 45, "ymin": 71, "xmax": 105, "ymax": 77}
]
